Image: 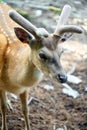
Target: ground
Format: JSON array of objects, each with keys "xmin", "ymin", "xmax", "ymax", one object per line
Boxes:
[{"xmin": 0, "ymin": 0, "xmax": 87, "ymax": 130}]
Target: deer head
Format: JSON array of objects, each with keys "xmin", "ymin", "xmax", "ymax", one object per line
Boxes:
[{"xmin": 9, "ymin": 5, "xmax": 83, "ymax": 83}]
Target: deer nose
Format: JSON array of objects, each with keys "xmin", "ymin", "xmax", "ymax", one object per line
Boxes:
[{"xmin": 57, "ymin": 74, "xmax": 67, "ymax": 83}]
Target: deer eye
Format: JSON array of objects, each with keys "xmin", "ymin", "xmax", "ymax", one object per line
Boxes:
[{"xmin": 39, "ymin": 53, "xmax": 48, "ymax": 61}]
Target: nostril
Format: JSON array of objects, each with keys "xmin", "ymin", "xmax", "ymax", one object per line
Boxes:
[{"xmin": 57, "ymin": 74, "xmax": 67, "ymax": 83}]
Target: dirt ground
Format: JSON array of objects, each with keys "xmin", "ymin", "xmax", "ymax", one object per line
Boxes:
[{"xmin": 0, "ymin": 1, "xmax": 87, "ymax": 130}]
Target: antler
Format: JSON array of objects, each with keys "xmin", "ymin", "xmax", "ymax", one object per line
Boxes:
[
  {"xmin": 9, "ymin": 10, "xmax": 49, "ymax": 39},
  {"xmin": 9, "ymin": 5, "xmax": 83, "ymax": 50},
  {"xmin": 54, "ymin": 5, "xmax": 83, "ymax": 36}
]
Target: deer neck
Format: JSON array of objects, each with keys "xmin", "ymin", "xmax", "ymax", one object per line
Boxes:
[
  {"xmin": 22, "ymin": 63, "xmax": 43, "ymax": 87},
  {"xmin": 19, "ymin": 50, "xmax": 44, "ymax": 87}
]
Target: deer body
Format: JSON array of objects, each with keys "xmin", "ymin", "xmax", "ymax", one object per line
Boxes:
[
  {"xmin": 0, "ymin": 3, "xmax": 82, "ymax": 130},
  {"xmin": 0, "ymin": 4, "xmax": 44, "ymax": 95},
  {"xmin": 0, "ymin": 41, "xmax": 43, "ymax": 94},
  {"xmin": 0, "ymin": 4, "xmax": 44, "ymax": 130}
]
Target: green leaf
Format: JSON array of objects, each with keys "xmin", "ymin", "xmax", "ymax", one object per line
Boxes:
[{"xmin": 0, "ymin": 0, "xmax": 3, "ymax": 2}]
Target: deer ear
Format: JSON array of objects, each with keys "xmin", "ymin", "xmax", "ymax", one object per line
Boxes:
[
  {"xmin": 14, "ymin": 27, "xmax": 33, "ymax": 43},
  {"xmin": 60, "ymin": 32, "xmax": 73, "ymax": 42}
]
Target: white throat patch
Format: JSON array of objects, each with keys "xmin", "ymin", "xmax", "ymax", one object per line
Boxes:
[{"xmin": 34, "ymin": 69, "xmax": 44, "ymax": 81}]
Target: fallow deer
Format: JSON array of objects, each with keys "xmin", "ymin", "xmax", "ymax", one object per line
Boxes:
[{"xmin": 0, "ymin": 3, "xmax": 82, "ymax": 130}]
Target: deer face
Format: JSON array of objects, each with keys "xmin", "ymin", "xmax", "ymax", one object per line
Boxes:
[
  {"xmin": 39, "ymin": 46, "xmax": 67, "ymax": 83},
  {"xmin": 38, "ymin": 45, "xmax": 67, "ymax": 83}
]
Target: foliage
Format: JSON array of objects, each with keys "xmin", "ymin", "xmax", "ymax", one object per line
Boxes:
[
  {"xmin": 15, "ymin": 8, "xmax": 30, "ymax": 19},
  {"xmin": 49, "ymin": 6, "xmax": 61, "ymax": 14},
  {"xmin": 0, "ymin": 0, "xmax": 3, "ymax": 2}
]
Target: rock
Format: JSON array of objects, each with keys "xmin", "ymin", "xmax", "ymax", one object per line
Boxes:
[
  {"xmin": 43, "ymin": 85, "xmax": 54, "ymax": 91},
  {"xmin": 67, "ymin": 74, "xmax": 82, "ymax": 84},
  {"xmin": 62, "ymin": 83, "xmax": 80, "ymax": 98}
]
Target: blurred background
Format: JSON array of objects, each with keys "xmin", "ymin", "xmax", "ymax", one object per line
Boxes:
[{"xmin": 1, "ymin": 0, "xmax": 87, "ymax": 37}]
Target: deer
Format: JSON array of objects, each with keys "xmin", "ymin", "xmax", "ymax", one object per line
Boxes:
[{"xmin": 0, "ymin": 3, "xmax": 83, "ymax": 130}]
